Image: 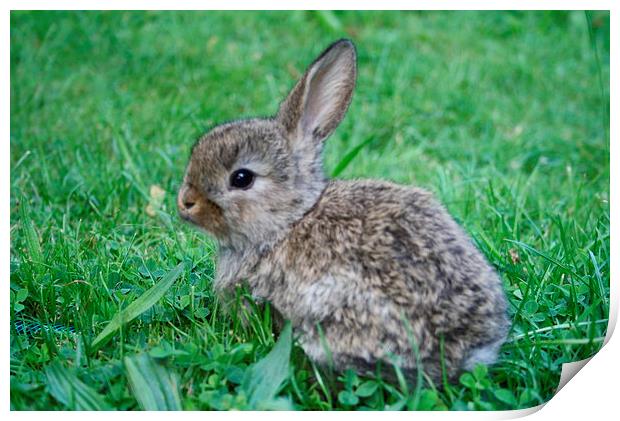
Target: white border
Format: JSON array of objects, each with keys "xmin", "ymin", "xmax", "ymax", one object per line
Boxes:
[{"xmin": 4, "ymin": 2, "xmax": 616, "ymax": 419}]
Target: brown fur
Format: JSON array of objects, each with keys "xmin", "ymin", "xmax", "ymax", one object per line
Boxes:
[{"xmin": 178, "ymin": 39, "xmax": 510, "ymax": 383}]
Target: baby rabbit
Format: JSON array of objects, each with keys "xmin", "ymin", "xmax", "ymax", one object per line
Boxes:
[{"xmin": 178, "ymin": 39, "xmax": 510, "ymax": 382}]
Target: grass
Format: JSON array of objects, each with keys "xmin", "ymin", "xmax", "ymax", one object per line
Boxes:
[{"xmin": 10, "ymin": 11, "xmax": 610, "ymax": 410}]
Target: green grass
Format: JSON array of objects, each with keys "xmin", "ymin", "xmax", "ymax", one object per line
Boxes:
[{"xmin": 10, "ymin": 11, "xmax": 610, "ymax": 410}]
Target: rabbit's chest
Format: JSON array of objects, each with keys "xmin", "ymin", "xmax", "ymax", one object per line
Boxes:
[
  {"xmin": 247, "ymin": 260, "xmax": 353, "ymax": 317},
  {"xmin": 248, "ymin": 259, "xmax": 390, "ymax": 329}
]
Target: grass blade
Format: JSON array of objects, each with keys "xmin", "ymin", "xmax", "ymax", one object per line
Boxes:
[
  {"xmin": 588, "ymin": 250, "xmax": 608, "ymax": 306},
  {"xmin": 19, "ymin": 201, "xmax": 44, "ymax": 271},
  {"xmin": 314, "ymin": 11, "xmax": 344, "ymax": 33},
  {"xmin": 92, "ymin": 263, "xmax": 184, "ymax": 349},
  {"xmin": 584, "ymin": 11, "xmax": 610, "ymax": 140},
  {"xmin": 124, "ymin": 353, "xmax": 182, "ymax": 410},
  {"xmin": 115, "ymin": 127, "xmax": 149, "ymax": 200},
  {"xmin": 242, "ymin": 321, "xmax": 293, "ymax": 409},
  {"xmin": 45, "ymin": 362, "xmax": 112, "ymax": 410},
  {"xmin": 331, "ymin": 136, "xmax": 374, "ymax": 177}
]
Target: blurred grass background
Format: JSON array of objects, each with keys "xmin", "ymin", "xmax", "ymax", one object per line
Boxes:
[{"xmin": 10, "ymin": 11, "xmax": 609, "ymax": 410}]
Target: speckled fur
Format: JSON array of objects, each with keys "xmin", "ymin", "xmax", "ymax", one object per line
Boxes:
[{"xmin": 178, "ymin": 39, "xmax": 510, "ymax": 382}]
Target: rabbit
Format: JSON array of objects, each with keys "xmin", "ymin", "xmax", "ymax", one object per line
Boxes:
[{"xmin": 177, "ymin": 39, "xmax": 510, "ymax": 383}]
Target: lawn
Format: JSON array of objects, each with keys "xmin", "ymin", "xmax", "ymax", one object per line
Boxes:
[{"xmin": 10, "ymin": 11, "xmax": 610, "ymax": 410}]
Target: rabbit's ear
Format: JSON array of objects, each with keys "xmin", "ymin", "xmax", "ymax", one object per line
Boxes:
[{"xmin": 277, "ymin": 39, "xmax": 357, "ymax": 144}]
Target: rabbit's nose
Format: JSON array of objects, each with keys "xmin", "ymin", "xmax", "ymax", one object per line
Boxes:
[
  {"xmin": 183, "ymin": 198, "xmax": 196, "ymax": 210},
  {"xmin": 178, "ymin": 185, "xmax": 199, "ymax": 213}
]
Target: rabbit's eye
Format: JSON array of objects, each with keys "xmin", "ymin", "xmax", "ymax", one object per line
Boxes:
[{"xmin": 230, "ymin": 169, "xmax": 255, "ymax": 190}]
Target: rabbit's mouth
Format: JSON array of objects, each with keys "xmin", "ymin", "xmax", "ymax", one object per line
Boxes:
[
  {"xmin": 178, "ymin": 205, "xmax": 228, "ymax": 239},
  {"xmin": 177, "ymin": 203, "xmax": 197, "ymax": 225},
  {"xmin": 178, "ymin": 209, "xmax": 194, "ymax": 223}
]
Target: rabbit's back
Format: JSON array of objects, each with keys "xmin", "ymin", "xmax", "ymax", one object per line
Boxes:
[{"xmin": 251, "ymin": 179, "xmax": 509, "ymax": 380}]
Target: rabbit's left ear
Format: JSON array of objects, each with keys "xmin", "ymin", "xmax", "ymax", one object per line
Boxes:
[{"xmin": 277, "ymin": 39, "xmax": 357, "ymax": 145}]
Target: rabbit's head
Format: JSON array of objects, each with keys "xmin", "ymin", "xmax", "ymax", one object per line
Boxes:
[{"xmin": 178, "ymin": 40, "xmax": 357, "ymax": 248}]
